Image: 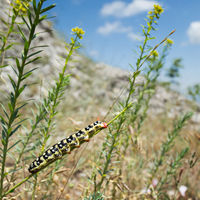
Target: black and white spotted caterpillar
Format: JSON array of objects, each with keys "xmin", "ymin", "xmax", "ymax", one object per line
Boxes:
[{"xmin": 28, "ymin": 121, "xmax": 107, "ymax": 173}]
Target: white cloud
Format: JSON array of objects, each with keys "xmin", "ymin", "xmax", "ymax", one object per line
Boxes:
[
  {"xmin": 97, "ymin": 21, "xmax": 142, "ymax": 41},
  {"xmin": 127, "ymin": 32, "xmax": 143, "ymax": 41},
  {"xmin": 187, "ymin": 21, "xmax": 200, "ymax": 44},
  {"xmin": 97, "ymin": 21, "xmax": 132, "ymax": 35},
  {"xmin": 100, "ymin": 0, "xmax": 159, "ymax": 18}
]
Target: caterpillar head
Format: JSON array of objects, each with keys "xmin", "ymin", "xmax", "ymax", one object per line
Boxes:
[{"xmin": 93, "ymin": 121, "xmax": 107, "ymax": 129}]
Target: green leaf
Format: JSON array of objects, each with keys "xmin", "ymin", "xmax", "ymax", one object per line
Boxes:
[
  {"xmin": 40, "ymin": 4, "xmax": 56, "ymax": 14},
  {"xmin": 7, "ymin": 127, "xmax": 12, "ymax": 135},
  {"xmin": 11, "ymin": 66, "xmax": 18, "ymax": 76},
  {"xmin": 21, "ymin": 72, "xmax": 32, "ymax": 81},
  {"xmin": 0, "ymin": 64, "xmax": 8, "ymax": 68},
  {"xmin": 97, "ymin": 169, "xmax": 103, "ymax": 176},
  {"xmin": 18, "ymin": 85, "xmax": 27, "ymax": 96},
  {"xmin": 6, "ymin": 167, "xmax": 22, "ymax": 175},
  {"xmin": 29, "ymin": 45, "xmax": 48, "ymax": 50},
  {"xmin": 2, "ymin": 35, "xmax": 6, "ymax": 43},
  {"xmin": 8, "ymin": 75, "xmax": 16, "ymax": 90},
  {"xmin": 22, "ymin": 68, "xmax": 38, "ymax": 78},
  {"xmin": 4, "ymin": 172, "xmax": 9, "ymax": 177},
  {"xmin": 0, "ymin": 18, "xmax": 9, "ymax": 27},
  {"xmin": 24, "ymin": 40, "xmax": 29, "ymax": 55},
  {"xmin": 73, "ymin": 46, "xmax": 80, "ymax": 50},
  {"xmin": 16, "ymin": 57, "xmax": 21, "ymax": 71},
  {"xmin": 2, "ymin": 130, "xmax": 6, "ymax": 140},
  {"xmin": 144, "ymin": 89, "xmax": 155, "ymax": 94},
  {"xmin": 38, "ymin": 15, "xmax": 47, "ymax": 23},
  {"xmin": 17, "ymin": 25, "xmax": 27, "ymax": 42},
  {"xmin": 7, "ymin": 140, "xmax": 21, "ymax": 152},
  {"xmin": 13, "ymin": 118, "xmax": 28, "ymax": 127},
  {"xmin": 0, "ymin": 116, "xmax": 8, "ymax": 125},
  {"xmin": 11, "ymin": 108, "xmax": 19, "ymax": 123},
  {"xmin": 71, "ymin": 37, "xmax": 74, "ymax": 44},
  {"xmin": 0, "ymin": 103, "xmax": 9, "ymax": 119},
  {"xmin": 5, "ymin": 44, "xmax": 13, "ymax": 51},
  {"xmin": 1, "ymin": 139, "xmax": 6, "ymax": 146},
  {"xmin": 8, "ymin": 102, "xmax": 13, "ymax": 112},
  {"xmin": 32, "ymin": 0, "xmax": 37, "ymax": 14},
  {"xmin": 10, "ymin": 92, "xmax": 14, "ymax": 104},
  {"xmin": 25, "ymin": 57, "xmax": 41, "ymax": 66},
  {"xmin": 27, "ymin": 50, "xmax": 43, "ymax": 59},
  {"xmin": 105, "ymin": 169, "xmax": 114, "ymax": 174},
  {"xmin": 27, "ymin": 9, "xmax": 33, "ymax": 26},
  {"xmin": 9, "ymin": 124, "xmax": 21, "ymax": 137}
]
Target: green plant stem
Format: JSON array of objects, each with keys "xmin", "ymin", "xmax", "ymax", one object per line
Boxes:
[
  {"xmin": 31, "ymin": 35, "xmax": 78, "ymax": 197},
  {"xmin": 8, "ymin": 108, "xmax": 47, "ymax": 188},
  {"xmin": 41, "ymin": 35, "xmax": 78, "ymax": 152},
  {"xmin": 97, "ymin": 103, "xmax": 133, "ymax": 190},
  {"xmin": 0, "ymin": 10, "xmax": 18, "ymax": 67},
  {"xmin": 146, "ymin": 113, "xmax": 192, "ymax": 190},
  {"xmin": 0, "ymin": 6, "xmax": 42, "ymax": 199}
]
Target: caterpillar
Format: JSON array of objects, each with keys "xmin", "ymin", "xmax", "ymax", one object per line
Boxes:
[{"xmin": 28, "ymin": 120, "xmax": 107, "ymax": 173}]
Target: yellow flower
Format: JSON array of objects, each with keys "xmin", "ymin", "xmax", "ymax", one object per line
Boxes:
[
  {"xmin": 10, "ymin": 0, "xmax": 32, "ymax": 13},
  {"xmin": 71, "ymin": 27, "xmax": 85, "ymax": 40},
  {"xmin": 152, "ymin": 50, "xmax": 159, "ymax": 57},
  {"xmin": 164, "ymin": 38, "xmax": 174, "ymax": 46},
  {"xmin": 166, "ymin": 38, "xmax": 174, "ymax": 44},
  {"xmin": 148, "ymin": 11, "xmax": 153, "ymax": 14},
  {"xmin": 153, "ymin": 5, "xmax": 164, "ymax": 15}
]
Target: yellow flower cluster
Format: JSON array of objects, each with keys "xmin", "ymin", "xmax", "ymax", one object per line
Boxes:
[
  {"xmin": 10, "ymin": 0, "xmax": 32, "ymax": 13},
  {"xmin": 153, "ymin": 5, "xmax": 164, "ymax": 16},
  {"xmin": 71, "ymin": 27, "xmax": 85, "ymax": 40},
  {"xmin": 148, "ymin": 4, "xmax": 164, "ymax": 20}
]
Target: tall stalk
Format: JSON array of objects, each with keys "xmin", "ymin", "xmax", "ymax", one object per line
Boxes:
[{"xmin": 0, "ymin": 0, "xmax": 55, "ymax": 198}]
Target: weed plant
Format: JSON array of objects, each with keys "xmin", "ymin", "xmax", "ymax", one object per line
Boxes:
[{"xmin": 0, "ymin": 1, "xmax": 199, "ymax": 200}]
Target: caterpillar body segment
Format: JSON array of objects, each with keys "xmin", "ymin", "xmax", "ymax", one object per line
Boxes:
[
  {"xmin": 57, "ymin": 139, "xmax": 71, "ymax": 154},
  {"xmin": 28, "ymin": 121, "xmax": 107, "ymax": 173}
]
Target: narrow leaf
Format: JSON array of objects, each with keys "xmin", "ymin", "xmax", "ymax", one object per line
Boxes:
[
  {"xmin": 8, "ymin": 75, "xmax": 16, "ymax": 90},
  {"xmin": 38, "ymin": 15, "xmax": 47, "ymax": 23},
  {"xmin": 21, "ymin": 72, "xmax": 32, "ymax": 81},
  {"xmin": 10, "ymin": 124, "xmax": 21, "ymax": 137},
  {"xmin": 0, "ymin": 116, "xmax": 8, "ymax": 125},
  {"xmin": 22, "ymin": 68, "xmax": 38, "ymax": 77},
  {"xmin": 16, "ymin": 57, "xmax": 21, "ymax": 71},
  {"xmin": 0, "ymin": 18, "xmax": 9, "ymax": 27},
  {"xmin": 8, "ymin": 102, "xmax": 13, "ymax": 112},
  {"xmin": 0, "ymin": 65, "xmax": 8, "ymax": 68},
  {"xmin": 5, "ymin": 44, "xmax": 13, "ymax": 51},
  {"xmin": 40, "ymin": 4, "xmax": 56, "ymax": 14},
  {"xmin": 27, "ymin": 50, "xmax": 43, "ymax": 59},
  {"xmin": 1, "ymin": 139, "xmax": 6, "ymax": 146},
  {"xmin": 7, "ymin": 140, "xmax": 21, "ymax": 152},
  {"xmin": 17, "ymin": 25, "xmax": 27, "ymax": 42},
  {"xmin": 21, "ymin": 15, "xmax": 30, "ymax": 30},
  {"xmin": 29, "ymin": 45, "xmax": 48, "ymax": 50},
  {"xmin": 11, "ymin": 66, "xmax": 18, "ymax": 76},
  {"xmin": 25, "ymin": 57, "xmax": 41, "ymax": 66},
  {"xmin": 18, "ymin": 84, "xmax": 27, "ymax": 96}
]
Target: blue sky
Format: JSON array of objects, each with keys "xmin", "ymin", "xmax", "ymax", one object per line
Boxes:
[{"xmin": 43, "ymin": 0, "xmax": 200, "ymax": 95}]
